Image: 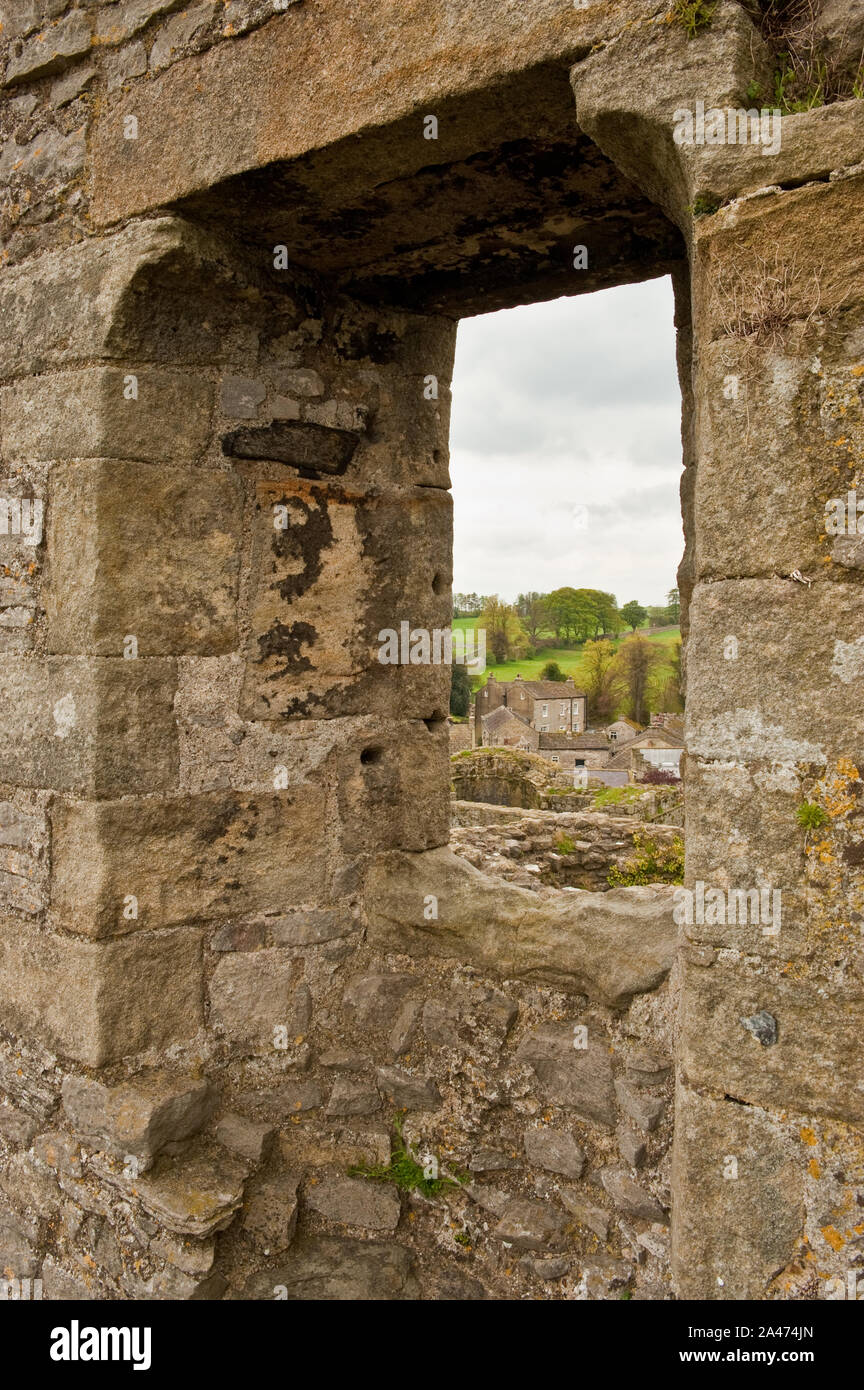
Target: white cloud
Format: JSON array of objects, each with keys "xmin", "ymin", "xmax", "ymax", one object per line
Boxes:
[{"xmin": 450, "ymin": 277, "xmax": 684, "ymax": 608}]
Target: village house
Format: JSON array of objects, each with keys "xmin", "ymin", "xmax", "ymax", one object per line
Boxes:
[
  {"xmin": 536, "ymin": 731, "xmax": 612, "ymax": 770},
  {"xmin": 473, "ymin": 674, "xmax": 588, "ymax": 747},
  {"xmin": 605, "ymin": 724, "xmax": 684, "ymax": 778},
  {"xmin": 603, "ymin": 717, "xmax": 643, "ymax": 745},
  {"xmin": 478, "ymin": 705, "xmax": 610, "ymax": 770}
]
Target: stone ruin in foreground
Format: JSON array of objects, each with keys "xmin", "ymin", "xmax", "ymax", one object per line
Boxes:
[{"xmin": 0, "ymin": 0, "xmax": 863, "ymax": 1301}]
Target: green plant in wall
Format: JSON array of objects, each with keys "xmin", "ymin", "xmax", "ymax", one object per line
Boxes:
[
  {"xmin": 671, "ymin": 0, "xmax": 716, "ymax": 39},
  {"xmin": 349, "ymin": 1114, "xmax": 463, "ymax": 1198},
  {"xmin": 773, "ymin": 52, "xmax": 827, "ymax": 112},
  {"xmin": 691, "ymin": 193, "xmax": 722, "ymax": 219},
  {"xmin": 555, "ymin": 832, "xmax": 577, "ymax": 855},
  {"xmin": 607, "ymin": 831, "xmax": 685, "ymax": 887},
  {"xmin": 796, "ymin": 801, "xmax": 827, "ymax": 831}
]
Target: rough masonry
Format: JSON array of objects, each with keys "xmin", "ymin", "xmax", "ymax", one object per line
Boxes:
[{"xmin": 0, "ymin": 0, "xmax": 862, "ymax": 1301}]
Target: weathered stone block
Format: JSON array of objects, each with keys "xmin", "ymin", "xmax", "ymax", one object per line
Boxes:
[
  {"xmin": 421, "ymin": 988, "xmax": 516, "ymax": 1051},
  {"xmin": 240, "ymin": 481, "xmax": 451, "ymax": 722},
  {"xmin": 680, "ymin": 958, "xmax": 864, "ymax": 1125},
  {"xmin": 51, "ymin": 789, "xmax": 327, "ymax": 936},
  {"xmin": 149, "ymin": 1230, "xmax": 216, "ymax": 1276},
  {"xmin": 335, "ymin": 719, "xmax": 450, "ymax": 853},
  {"xmin": 1, "ymin": 370, "xmax": 212, "ymax": 465},
  {"xmin": 672, "ymin": 1084, "xmax": 804, "ymax": 1300},
  {"xmin": 598, "ymin": 1167, "xmax": 667, "ymax": 1224},
  {"xmin": 0, "ymin": 1104, "xmax": 38, "ymax": 1149},
  {"xmin": 494, "ymin": 1198, "xmax": 569, "ymax": 1251},
  {"xmin": 515, "ymin": 1023, "xmax": 616, "ymax": 1127},
  {"xmin": 324, "ymin": 1078, "xmax": 381, "ymax": 1117},
  {"xmin": 241, "ymin": 1171, "xmax": 300, "ymax": 1252},
  {"xmin": 242, "ymin": 1234, "xmax": 418, "ymax": 1300},
  {"xmin": 343, "ymin": 972, "xmax": 417, "ymax": 1030},
  {"xmin": 683, "ymin": 757, "xmax": 808, "ymax": 957},
  {"xmin": 375, "ymin": 1067, "xmax": 440, "ymax": 1112},
  {"xmin": 523, "ymin": 1127, "xmax": 585, "ymax": 1180},
  {"xmin": 367, "ymin": 847, "xmax": 678, "ymax": 1007},
  {"xmin": 690, "ymin": 339, "xmax": 855, "ymax": 580},
  {"xmin": 0, "ymin": 1042, "xmax": 58, "ymax": 1122},
  {"xmin": 45, "ymin": 461, "xmax": 241, "ymax": 656},
  {"xmin": 615, "ymin": 1082, "xmax": 665, "ymax": 1134},
  {"xmin": 270, "ymin": 909, "xmax": 353, "ymax": 946},
  {"xmin": 695, "ymin": 174, "xmax": 864, "ymax": 336},
  {"xmin": 222, "ymin": 420, "xmax": 359, "ymax": 474},
  {"xmin": 209, "ymin": 953, "xmax": 312, "ymax": 1049},
  {"xmin": 4, "ymin": 12, "xmax": 92, "ymax": 86},
  {"xmin": 61, "ymin": 1071, "xmax": 217, "ymax": 1164},
  {"xmin": 133, "ymin": 1141, "xmax": 248, "ymax": 1237},
  {"xmin": 687, "ymin": 579, "xmax": 864, "ymax": 761},
  {"xmin": 0, "ymin": 217, "xmax": 261, "ymax": 379},
  {"xmin": 0, "ymin": 658, "xmax": 178, "ymax": 795},
  {"xmin": 0, "ymin": 796, "xmax": 46, "ymax": 915},
  {"xmin": 215, "ymin": 1113, "xmax": 276, "ymax": 1166},
  {"xmin": 304, "ymin": 1174, "xmax": 400, "ymax": 1232},
  {"xmin": 95, "ymin": 0, "xmax": 182, "ymax": 46},
  {"xmin": 617, "ymin": 1126, "xmax": 646, "ymax": 1169},
  {"xmin": 0, "ymin": 921, "xmax": 203, "ymax": 1066}
]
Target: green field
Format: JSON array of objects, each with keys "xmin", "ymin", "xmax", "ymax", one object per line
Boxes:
[{"xmin": 452, "ymin": 617, "xmax": 681, "ymax": 689}]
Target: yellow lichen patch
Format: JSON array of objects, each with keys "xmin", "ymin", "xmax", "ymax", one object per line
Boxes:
[
  {"xmin": 807, "ymin": 1158, "xmax": 821, "ymax": 1179},
  {"xmin": 821, "ymin": 1225, "xmax": 845, "ymax": 1252},
  {"xmin": 851, "ymin": 364, "xmax": 864, "ymax": 378},
  {"xmin": 800, "ymin": 1127, "xmax": 817, "ymax": 1146}
]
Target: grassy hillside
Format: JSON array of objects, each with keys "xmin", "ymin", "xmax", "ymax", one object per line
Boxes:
[{"xmin": 452, "ymin": 617, "xmax": 681, "ymax": 689}]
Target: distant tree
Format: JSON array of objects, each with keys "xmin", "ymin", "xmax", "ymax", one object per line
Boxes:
[
  {"xmin": 613, "ymin": 633, "xmax": 664, "ymax": 726},
  {"xmin": 646, "ymin": 606, "xmax": 668, "ymax": 628},
  {"xmin": 666, "ymin": 587, "xmax": 681, "ymax": 624},
  {"xmin": 653, "ymin": 638, "xmax": 684, "ymax": 713},
  {"xmin": 516, "ymin": 592, "xmax": 551, "ymax": 643},
  {"xmin": 620, "ymin": 600, "xmax": 647, "ymax": 632},
  {"xmin": 594, "ymin": 591, "xmax": 621, "ymax": 636},
  {"xmin": 546, "ymin": 587, "xmax": 597, "ymax": 644},
  {"xmin": 449, "ymin": 664, "xmax": 472, "ymax": 717},
  {"xmin": 478, "ymin": 595, "xmax": 527, "ymax": 664},
  {"xmin": 539, "ymin": 661, "xmax": 566, "ymax": 682},
  {"xmin": 582, "ymin": 638, "xmax": 623, "ymax": 723}
]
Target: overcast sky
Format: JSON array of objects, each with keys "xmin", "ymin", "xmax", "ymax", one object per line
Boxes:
[{"xmin": 449, "ymin": 276, "xmax": 683, "ymax": 610}]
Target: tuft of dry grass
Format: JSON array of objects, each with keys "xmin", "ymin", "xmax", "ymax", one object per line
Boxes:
[
  {"xmin": 712, "ymin": 249, "xmax": 823, "ymax": 351},
  {"xmin": 751, "ymin": 0, "xmax": 864, "ymax": 109}
]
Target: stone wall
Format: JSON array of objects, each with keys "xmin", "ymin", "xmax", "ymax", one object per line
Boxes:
[
  {"xmin": 0, "ymin": 0, "xmax": 863, "ymax": 1302},
  {"xmin": 451, "ymin": 749, "xmax": 578, "ymax": 810},
  {"xmin": 451, "ymin": 802, "xmax": 683, "ymax": 893}
]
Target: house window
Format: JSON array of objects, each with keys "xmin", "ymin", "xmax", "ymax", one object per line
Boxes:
[
  {"xmin": 574, "ymin": 759, "xmax": 585, "ymax": 767},
  {"xmin": 540, "ymin": 725, "xmax": 548, "ymax": 732},
  {"xmin": 550, "ymin": 755, "xmax": 560, "ymax": 763},
  {"xmin": 520, "ymin": 691, "xmax": 525, "ymax": 700},
  {"xmin": 541, "ymin": 703, "xmax": 548, "ymax": 716},
  {"xmin": 560, "ymin": 702, "xmax": 567, "ymax": 714},
  {"xmin": 609, "ymin": 731, "xmax": 618, "ymax": 741}
]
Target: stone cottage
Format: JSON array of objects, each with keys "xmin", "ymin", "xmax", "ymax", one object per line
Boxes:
[
  {"xmin": 479, "ymin": 706, "xmax": 610, "ymax": 770},
  {"xmin": 473, "ymin": 674, "xmax": 587, "ymax": 747}
]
